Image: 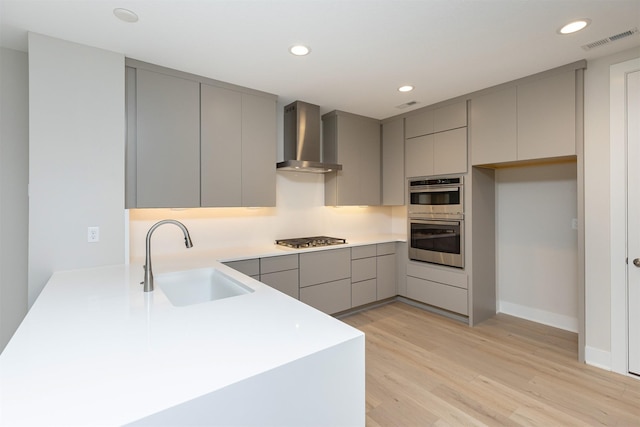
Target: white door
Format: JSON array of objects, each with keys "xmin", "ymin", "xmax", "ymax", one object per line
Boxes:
[{"xmin": 628, "ymin": 69, "xmax": 640, "ymax": 376}]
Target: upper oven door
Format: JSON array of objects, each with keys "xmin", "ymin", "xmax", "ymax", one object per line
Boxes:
[{"xmin": 408, "ymin": 180, "xmax": 463, "ymax": 216}]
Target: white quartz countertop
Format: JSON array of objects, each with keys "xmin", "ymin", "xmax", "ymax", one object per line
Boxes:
[
  {"xmin": 0, "ymin": 234, "xmax": 404, "ymax": 425},
  {"xmin": 0, "ymin": 262, "xmax": 363, "ymax": 426}
]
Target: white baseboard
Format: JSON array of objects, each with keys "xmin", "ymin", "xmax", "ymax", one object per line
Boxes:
[
  {"xmin": 585, "ymin": 346, "xmax": 612, "ymax": 371},
  {"xmin": 498, "ymin": 301, "xmax": 578, "ymax": 332}
]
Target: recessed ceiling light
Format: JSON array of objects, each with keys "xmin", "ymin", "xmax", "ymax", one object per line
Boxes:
[
  {"xmin": 398, "ymin": 85, "xmax": 414, "ymax": 92},
  {"xmin": 113, "ymin": 8, "xmax": 139, "ymax": 23},
  {"xmin": 289, "ymin": 45, "xmax": 311, "ymax": 56},
  {"xmin": 558, "ymin": 19, "xmax": 591, "ymax": 35}
]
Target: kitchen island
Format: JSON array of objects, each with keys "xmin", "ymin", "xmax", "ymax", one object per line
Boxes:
[{"xmin": 0, "ymin": 261, "xmax": 365, "ymax": 426}]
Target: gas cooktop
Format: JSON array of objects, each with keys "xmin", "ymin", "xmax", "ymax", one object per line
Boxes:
[{"xmin": 275, "ymin": 236, "xmax": 347, "ymax": 249}]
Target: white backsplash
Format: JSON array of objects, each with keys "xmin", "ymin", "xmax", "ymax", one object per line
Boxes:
[{"xmin": 129, "ymin": 172, "xmax": 400, "ymax": 258}]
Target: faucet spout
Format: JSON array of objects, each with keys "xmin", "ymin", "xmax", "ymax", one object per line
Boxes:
[{"xmin": 143, "ymin": 219, "xmax": 193, "ymax": 292}]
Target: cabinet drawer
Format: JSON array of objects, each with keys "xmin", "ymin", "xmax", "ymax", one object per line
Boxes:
[
  {"xmin": 260, "ymin": 269, "xmax": 299, "ymax": 299},
  {"xmin": 406, "ymin": 262, "xmax": 468, "ymax": 289},
  {"xmin": 260, "ymin": 254, "xmax": 298, "ymax": 274},
  {"xmin": 300, "ymin": 278, "xmax": 351, "ymax": 315},
  {"xmin": 406, "ymin": 276, "xmax": 468, "ymax": 315},
  {"xmin": 352, "ymin": 257, "xmax": 376, "ymax": 283},
  {"xmin": 299, "ymin": 248, "xmax": 351, "ymax": 287},
  {"xmin": 223, "ymin": 259, "xmax": 260, "ymax": 277},
  {"xmin": 377, "ymin": 242, "xmax": 396, "ymax": 256},
  {"xmin": 351, "ymin": 245, "xmax": 377, "ymax": 259},
  {"xmin": 352, "ymin": 279, "xmax": 377, "ymax": 307}
]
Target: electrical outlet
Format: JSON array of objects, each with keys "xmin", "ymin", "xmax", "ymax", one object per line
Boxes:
[
  {"xmin": 88, "ymin": 226, "xmax": 100, "ymax": 243},
  {"xmin": 571, "ymin": 218, "xmax": 578, "ymax": 230}
]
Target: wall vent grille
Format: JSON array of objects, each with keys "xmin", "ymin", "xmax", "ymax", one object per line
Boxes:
[{"xmin": 582, "ymin": 27, "xmax": 639, "ymax": 51}]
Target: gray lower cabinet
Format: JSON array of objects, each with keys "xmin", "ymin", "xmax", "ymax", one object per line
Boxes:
[
  {"xmin": 351, "ymin": 245, "xmax": 377, "ymax": 307},
  {"xmin": 406, "ymin": 261, "xmax": 468, "ymax": 315},
  {"xmin": 223, "ymin": 259, "xmax": 260, "ymax": 280},
  {"xmin": 225, "ymin": 243, "xmax": 398, "ymax": 315},
  {"xmin": 259, "ymin": 254, "xmax": 299, "ymax": 299},
  {"xmin": 376, "ymin": 242, "xmax": 397, "ymax": 300},
  {"xmin": 299, "ymin": 248, "xmax": 351, "ymax": 314},
  {"xmin": 323, "ymin": 111, "xmax": 381, "ymax": 206}
]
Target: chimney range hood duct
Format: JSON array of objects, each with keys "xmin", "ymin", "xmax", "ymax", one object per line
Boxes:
[{"xmin": 277, "ymin": 101, "xmax": 342, "ymax": 173}]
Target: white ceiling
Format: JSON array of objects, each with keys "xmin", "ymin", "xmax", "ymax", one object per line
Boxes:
[{"xmin": 1, "ymin": 0, "xmax": 639, "ymax": 119}]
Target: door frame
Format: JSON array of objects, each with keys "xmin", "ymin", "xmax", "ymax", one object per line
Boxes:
[{"xmin": 611, "ymin": 57, "xmax": 640, "ymax": 375}]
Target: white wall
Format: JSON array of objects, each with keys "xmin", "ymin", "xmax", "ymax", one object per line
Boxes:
[
  {"xmin": 0, "ymin": 48, "xmax": 29, "ymax": 352},
  {"xmin": 584, "ymin": 47, "xmax": 640, "ymax": 368},
  {"xmin": 128, "ymin": 172, "xmax": 395, "ymax": 258},
  {"xmin": 28, "ymin": 34, "xmax": 126, "ymax": 306},
  {"xmin": 496, "ymin": 163, "xmax": 578, "ymax": 331}
]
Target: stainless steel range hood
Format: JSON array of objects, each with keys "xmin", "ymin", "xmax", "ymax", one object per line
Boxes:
[{"xmin": 277, "ymin": 101, "xmax": 342, "ymax": 173}]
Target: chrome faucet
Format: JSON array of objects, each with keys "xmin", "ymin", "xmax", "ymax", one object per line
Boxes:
[{"xmin": 143, "ymin": 219, "xmax": 193, "ymax": 292}]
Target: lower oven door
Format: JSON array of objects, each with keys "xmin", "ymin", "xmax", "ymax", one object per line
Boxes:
[{"xmin": 409, "ymin": 218, "xmax": 464, "ymax": 268}]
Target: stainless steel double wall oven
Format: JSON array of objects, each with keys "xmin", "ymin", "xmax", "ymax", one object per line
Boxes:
[{"xmin": 408, "ymin": 176, "xmax": 464, "ymax": 268}]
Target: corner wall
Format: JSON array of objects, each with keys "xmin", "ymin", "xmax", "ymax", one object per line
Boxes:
[
  {"xmin": 28, "ymin": 34, "xmax": 126, "ymax": 306},
  {"xmin": 0, "ymin": 48, "xmax": 29, "ymax": 352}
]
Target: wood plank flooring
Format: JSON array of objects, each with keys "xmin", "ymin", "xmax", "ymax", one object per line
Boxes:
[{"xmin": 342, "ymin": 302, "xmax": 640, "ymax": 426}]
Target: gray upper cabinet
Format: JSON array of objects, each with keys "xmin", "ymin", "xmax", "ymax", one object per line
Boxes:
[
  {"xmin": 404, "ymin": 100, "xmax": 468, "ymax": 178},
  {"xmin": 433, "ymin": 101, "xmax": 467, "ymax": 133},
  {"xmin": 241, "ymin": 94, "xmax": 277, "ymax": 207},
  {"xmin": 405, "ymin": 109, "xmax": 434, "ymax": 139},
  {"xmin": 134, "ymin": 68, "xmax": 201, "ymax": 208},
  {"xmin": 324, "ymin": 111, "xmax": 381, "ymax": 206},
  {"xmin": 201, "ymin": 84, "xmax": 242, "ymax": 207},
  {"xmin": 126, "ymin": 60, "xmax": 277, "ymax": 208},
  {"xmin": 470, "ymin": 86, "xmax": 517, "ymax": 166},
  {"xmin": 517, "ymin": 71, "xmax": 576, "ymax": 161},
  {"xmin": 381, "ymin": 118, "xmax": 405, "ymax": 205},
  {"xmin": 470, "ymin": 68, "xmax": 577, "ymax": 166}
]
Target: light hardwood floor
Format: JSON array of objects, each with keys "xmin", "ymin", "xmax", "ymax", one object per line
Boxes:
[{"xmin": 342, "ymin": 302, "xmax": 640, "ymax": 426}]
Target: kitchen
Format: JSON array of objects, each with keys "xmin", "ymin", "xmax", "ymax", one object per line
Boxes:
[{"xmin": 1, "ymin": 0, "xmax": 640, "ymax": 425}]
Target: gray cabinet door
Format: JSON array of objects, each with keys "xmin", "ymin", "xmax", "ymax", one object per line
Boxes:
[
  {"xmin": 242, "ymin": 94, "xmax": 276, "ymax": 207},
  {"xmin": 300, "ymin": 278, "xmax": 351, "ymax": 314},
  {"xmin": 405, "ymin": 134, "xmax": 434, "ymax": 178},
  {"xmin": 261, "ymin": 269, "xmax": 299, "ymax": 299},
  {"xmin": 382, "ymin": 118, "xmax": 405, "ymax": 205},
  {"xmin": 299, "ymin": 248, "xmax": 351, "ymax": 287},
  {"xmin": 470, "ymin": 86, "xmax": 517, "ymax": 166},
  {"xmin": 324, "ymin": 112, "xmax": 381, "ymax": 206},
  {"xmin": 434, "ymin": 101, "xmax": 467, "ymax": 133},
  {"xmin": 136, "ymin": 69, "xmax": 200, "ymax": 208},
  {"xmin": 200, "ymin": 84, "xmax": 242, "ymax": 207},
  {"xmin": 376, "ymin": 253, "xmax": 396, "ymax": 300},
  {"xmin": 433, "ymin": 127, "xmax": 468, "ymax": 175},
  {"xmin": 517, "ymin": 71, "xmax": 576, "ymax": 161},
  {"xmin": 405, "ymin": 109, "xmax": 434, "ymax": 139}
]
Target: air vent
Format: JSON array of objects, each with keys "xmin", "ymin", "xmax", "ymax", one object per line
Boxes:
[
  {"xmin": 582, "ymin": 27, "xmax": 638, "ymax": 51},
  {"xmin": 396, "ymin": 101, "xmax": 418, "ymax": 109}
]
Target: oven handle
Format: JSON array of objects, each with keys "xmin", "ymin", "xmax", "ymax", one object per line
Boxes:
[
  {"xmin": 409, "ymin": 186, "xmax": 460, "ymax": 193},
  {"xmin": 410, "ymin": 218, "xmax": 462, "ymax": 227}
]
